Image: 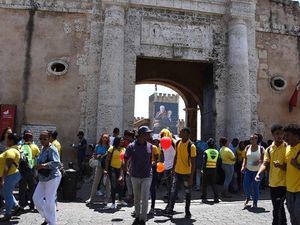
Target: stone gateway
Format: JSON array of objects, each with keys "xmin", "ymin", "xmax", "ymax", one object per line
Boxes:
[{"xmin": 0, "ymin": 0, "xmax": 299, "ymax": 162}]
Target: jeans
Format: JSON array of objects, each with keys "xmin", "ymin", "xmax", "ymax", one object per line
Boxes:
[
  {"xmin": 286, "ymin": 191, "xmax": 300, "ymax": 225},
  {"xmin": 150, "ymin": 165, "xmax": 157, "ymax": 209},
  {"xmin": 196, "ymin": 168, "xmax": 202, "ymax": 188},
  {"xmin": 202, "ymin": 168, "xmax": 218, "ymax": 200},
  {"xmin": 164, "ymin": 169, "xmax": 172, "ymax": 198},
  {"xmin": 270, "ymin": 186, "xmax": 287, "ymax": 225},
  {"xmin": 3, "ymin": 172, "xmax": 21, "ymax": 216},
  {"xmin": 243, "ymin": 169, "xmax": 261, "ymax": 205},
  {"xmin": 108, "ymin": 168, "xmax": 122, "ymax": 204},
  {"xmin": 33, "ymin": 175, "xmax": 62, "ymax": 225},
  {"xmin": 126, "ymin": 174, "xmax": 133, "ymax": 197},
  {"xmin": 89, "ymin": 166, "xmax": 110, "ymax": 202},
  {"xmin": 222, "ymin": 164, "xmax": 234, "ymax": 192},
  {"xmin": 131, "ymin": 177, "xmax": 152, "ymax": 221},
  {"xmin": 19, "ymin": 169, "xmax": 36, "ymax": 208},
  {"xmin": 168, "ymin": 173, "xmax": 192, "ymax": 213}
]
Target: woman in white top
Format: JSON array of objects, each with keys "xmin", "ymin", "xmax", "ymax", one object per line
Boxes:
[{"xmin": 241, "ymin": 134, "xmax": 264, "ymax": 208}]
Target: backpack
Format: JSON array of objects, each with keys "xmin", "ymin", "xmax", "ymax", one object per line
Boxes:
[
  {"xmin": 175, "ymin": 140, "xmax": 193, "ymax": 166},
  {"xmin": 13, "ymin": 145, "xmax": 32, "ymax": 176}
]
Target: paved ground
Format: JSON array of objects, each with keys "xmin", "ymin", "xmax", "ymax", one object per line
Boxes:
[
  {"xmin": 0, "ymin": 178, "xmax": 291, "ymax": 225},
  {"xmin": 1, "ymin": 199, "xmax": 282, "ymax": 225}
]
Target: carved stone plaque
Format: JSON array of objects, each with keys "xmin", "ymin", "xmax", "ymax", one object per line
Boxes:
[{"xmin": 141, "ymin": 19, "xmax": 213, "ymax": 50}]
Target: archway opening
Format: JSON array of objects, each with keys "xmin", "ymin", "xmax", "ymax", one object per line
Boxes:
[
  {"xmin": 134, "ymin": 84, "xmax": 200, "ymax": 138},
  {"xmin": 135, "ymin": 57, "xmax": 215, "ymax": 141}
]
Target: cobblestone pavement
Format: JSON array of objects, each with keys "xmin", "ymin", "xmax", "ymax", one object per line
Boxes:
[{"xmin": 1, "ymin": 198, "xmax": 291, "ymax": 225}]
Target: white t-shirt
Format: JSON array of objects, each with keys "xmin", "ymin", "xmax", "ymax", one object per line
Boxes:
[
  {"xmin": 163, "ymin": 145, "xmax": 176, "ymax": 170},
  {"xmin": 109, "ymin": 136, "xmax": 115, "ymax": 146},
  {"xmin": 246, "ymin": 146, "xmax": 264, "ymax": 171}
]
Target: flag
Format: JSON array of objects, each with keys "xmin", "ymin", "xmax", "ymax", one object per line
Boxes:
[{"xmin": 289, "ymin": 80, "xmax": 300, "ymax": 112}]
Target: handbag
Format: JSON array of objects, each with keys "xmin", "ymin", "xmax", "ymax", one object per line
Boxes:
[
  {"xmin": 89, "ymin": 158, "xmax": 100, "ymax": 168},
  {"xmin": 38, "ymin": 150, "xmax": 52, "ymax": 177}
]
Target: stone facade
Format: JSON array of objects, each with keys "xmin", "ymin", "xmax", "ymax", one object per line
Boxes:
[{"xmin": 0, "ymin": 0, "xmax": 299, "ymax": 163}]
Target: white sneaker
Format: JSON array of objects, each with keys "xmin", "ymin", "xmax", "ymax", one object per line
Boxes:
[
  {"xmin": 109, "ymin": 203, "xmax": 116, "ymax": 209},
  {"xmin": 117, "ymin": 200, "xmax": 128, "ymax": 206},
  {"xmin": 96, "ymin": 190, "xmax": 104, "ymax": 196}
]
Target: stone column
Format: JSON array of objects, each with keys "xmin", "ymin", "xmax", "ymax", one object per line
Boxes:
[
  {"xmin": 227, "ymin": 18, "xmax": 251, "ymax": 140},
  {"xmin": 97, "ymin": 5, "xmax": 125, "ymax": 137}
]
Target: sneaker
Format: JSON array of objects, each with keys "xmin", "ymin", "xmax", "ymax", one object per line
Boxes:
[
  {"xmin": 252, "ymin": 203, "xmax": 257, "ymax": 209},
  {"xmin": 140, "ymin": 220, "xmax": 146, "ymax": 225},
  {"xmin": 109, "ymin": 203, "xmax": 116, "ymax": 209},
  {"xmin": 117, "ymin": 200, "xmax": 128, "ymax": 206},
  {"xmin": 214, "ymin": 198, "xmax": 220, "ymax": 203},
  {"xmin": 131, "ymin": 211, "xmax": 136, "ymax": 218},
  {"xmin": 132, "ymin": 218, "xmax": 139, "ymax": 225},
  {"xmin": 149, "ymin": 208, "xmax": 155, "ymax": 214},
  {"xmin": 194, "ymin": 186, "xmax": 200, "ymax": 191},
  {"xmin": 41, "ymin": 220, "xmax": 48, "ymax": 225},
  {"xmin": 244, "ymin": 198, "xmax": 250, "ymax": 207},
  {"xmin": 96, "ymin": 190, "xmax": 104, "ymax": 196},
  {"xmin": 12, "ymin": 205, "xmax": 23, "ymax": 216},
  {"xmin": 163, "ymin": 208, "xmax": 173, "ymax": 216},
  {"xmin": 0, "ymin": 215, "xmax": 11, "ymax": 222},
  {"xmin": 85, "ymin": 198, "xmax": 93, "ymax": 204},
  {"xmin": 185, "ymin": 211, "xmax": 192, "ymax": 219}
]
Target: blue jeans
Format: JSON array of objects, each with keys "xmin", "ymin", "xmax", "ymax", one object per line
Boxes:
[
  {"xmin": 3, "ymin": 172, "xmax": 21, "ymax": 215},
  {"xmin": 243, "ymin": 169, "xmax": 261, "ymax": 204},
  {"xmin": 222, "ymin": 164, "xmax": 234, "ymax": 192}
]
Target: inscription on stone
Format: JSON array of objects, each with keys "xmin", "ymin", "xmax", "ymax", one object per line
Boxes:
[{"xmin": 141, "ymin": 19, "xmax": 213, "ymax": 50}]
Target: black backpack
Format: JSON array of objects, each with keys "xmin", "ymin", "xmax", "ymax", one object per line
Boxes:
[{"xmin": 13, "ymin": 151, "xmax": 32, "ymax": 176}]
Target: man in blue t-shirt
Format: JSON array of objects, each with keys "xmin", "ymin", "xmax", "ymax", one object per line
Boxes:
[{"xmin": 125, "ymin": 126, "xmax": 153, "ymax": 225}]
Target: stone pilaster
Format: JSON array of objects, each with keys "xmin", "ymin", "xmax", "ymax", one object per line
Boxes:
[
  {"xmin": 226, "ymin": 17, "xmax": 251, "ymax": 140},
  {"xmin": 185, "ymin": 108, "xmax": 198, "ymax": 141},
  {"xmin": 83, "ymin": 1, "xmax": 103, "ymax": 143},
  {"xmin": 97, "ymin": 5, "xmax": 125, "ymax": 136}
]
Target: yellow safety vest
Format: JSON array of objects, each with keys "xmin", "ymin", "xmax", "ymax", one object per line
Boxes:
[{"xmin": 205, "ymin": 148, "xmax": 219, "ymax": 168}]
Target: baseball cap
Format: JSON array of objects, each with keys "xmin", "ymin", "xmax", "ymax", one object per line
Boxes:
[{"xmin": 138, "ymin": 126, "xmax": 153, "ymax": 135}]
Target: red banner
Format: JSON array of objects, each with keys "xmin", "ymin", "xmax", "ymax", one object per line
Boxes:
[{"xmin": 0, "ymin": 105, "xmax": 17, "ymax": 137}]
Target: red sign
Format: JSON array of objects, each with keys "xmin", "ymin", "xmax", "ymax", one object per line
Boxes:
[{"xmin": 0, "ymin": 105, "xmax": 17, "ymax": 137}]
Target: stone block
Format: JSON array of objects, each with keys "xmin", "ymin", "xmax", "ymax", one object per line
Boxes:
[
  {"xmin": 258, "ymin": 49, "xmax": 268, "ymax": 59},
  {"xmin": 256, "ymin": 44, "xmax": 264, "ymax": 49},
  {"xmin": 173, "ymin": 0, "xmax": 182, "ymax": 8},
  {"xmin": 259, "ymin": 63, "xmax": 268, "ymax": 70},
  {"xmin": 258, "ymin": 70, "xmax": 268, "ymax": 79},
  {"xmin": 159, "ymin": 0, "xmax": 173, "ymax": 8}
]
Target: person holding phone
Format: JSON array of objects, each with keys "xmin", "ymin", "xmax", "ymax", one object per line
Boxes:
[
  {"xmin": 256, "ymin": 124, "xmax": 287, "ymax": 225},
  {"xmin": 283, "ymin": 124, "xmax": 300, "ymax": 225}
]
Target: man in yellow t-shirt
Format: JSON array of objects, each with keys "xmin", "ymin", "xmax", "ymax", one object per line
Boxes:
[
  {"xmin": 283, "ymin": 124, "xmax": 300, "ymax": 225},
  {"xmin": 49, "ymin": 131, "xmax": 62, "ymax": 158},
  {"xmin": 165, "ymin": 127, "xmax": 196, "ymax": 219},
  {"xmin": 256, "ymin": 124, "xmax": 287, "ymax": 225}
]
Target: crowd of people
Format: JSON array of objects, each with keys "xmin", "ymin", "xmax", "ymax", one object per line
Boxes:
[{"xmin": 0, "ymin": 123, "xmax": 299, "ymax": 225}]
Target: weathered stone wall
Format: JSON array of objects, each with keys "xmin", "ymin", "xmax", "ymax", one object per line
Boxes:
[
  {"xmin": 256, "ymin": 0, "xmax": 300, "ymax": 139},
  {"xmin": 3, "ymin": 0, "xmax": 298, "ymax": 157},
  {"xmin": 0, "ymin": 6, "xmax": 94, "ymax": 163}
]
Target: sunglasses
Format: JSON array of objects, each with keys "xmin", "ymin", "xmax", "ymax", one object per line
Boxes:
[{"xmin": 39, "ymin": 138, "xmax": 48, "ymax": 141}]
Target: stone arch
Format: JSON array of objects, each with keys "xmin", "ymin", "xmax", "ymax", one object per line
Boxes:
[{"xmin": 135, "ymin": 57, "xmax": 215, "ymax": 140}]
